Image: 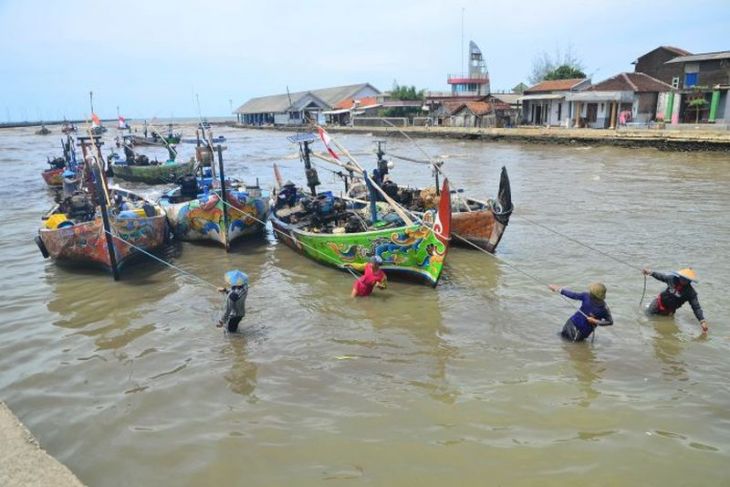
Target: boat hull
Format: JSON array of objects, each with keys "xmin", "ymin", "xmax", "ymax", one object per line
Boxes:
[
  {"xmin": 39, "ymin": 214, "xmax": 167, "ymax": 271},
  {"xmin": 272, "ymin": 218, "xmax": 448, "ymax": 286},
  {"xmin": 42, "ymin": 168, "xmax": 63, "ymax": 187},
  {"xmin": 112, "ymin": 160, "xmax": 195, "ymax": 184},
  {"xmin": 451, "ymin": 208, "xmax": 506, "ymax": 253},
  {"xmin": 162, "ymin": 191, "xmax": 270, "ymax": 247}
]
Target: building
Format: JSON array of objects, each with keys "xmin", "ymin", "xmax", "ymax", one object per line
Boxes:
[
  {"xmin": 633, "ymin": 47, "xmax": 730, "ymax": 124},
  {"xmin": 566, "ymin": 72, "xmax": 672, "ymax": 128},
  {"xmin": 447, "ymin": 41, "xmax": 490, "ymax": 96},
  {"xmin": 520, "ymin": 78, "xmax": 591, "ymax": 126},
  {"xmin": 234, "ymin": 83, "xmax": 380, "ymax": 126},
  {"xmin": 664, "ymin": 51, "xmax": 730, "ymax": 123},
  {"xmin": 632, "ymin": 46, "xmax": 690, "ymax": 87}
]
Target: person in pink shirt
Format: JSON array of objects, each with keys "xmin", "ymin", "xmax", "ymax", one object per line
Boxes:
[{"xmin": 351, "ymin": 256, "xmax": 387, "ymax": 297}]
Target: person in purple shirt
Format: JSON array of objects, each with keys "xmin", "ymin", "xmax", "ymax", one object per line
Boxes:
[{"xmin": 548, "ymin": 282, "xmax": 613, "ymax": 342}]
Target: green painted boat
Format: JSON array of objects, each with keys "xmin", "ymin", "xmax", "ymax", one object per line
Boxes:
[
  {"xmin": 112, "ymin": 159, "xmax": 195, "ymax": 185},
  {"xmin": 271, "ymin": 178, "xmax": 452, "ymax": 286}
]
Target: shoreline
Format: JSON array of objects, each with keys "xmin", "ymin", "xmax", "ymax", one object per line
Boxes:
[
  {"xmin": 232, "ymin": 124, "xmax": 730, "ymax": 151},
  {"xmin": 0, "ymin": 402, "xmax": 84, "ymax": 486}
]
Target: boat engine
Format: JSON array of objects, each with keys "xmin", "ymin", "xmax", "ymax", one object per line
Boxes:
[{"xmin": 62, "ymin": 192, "xmax": 96, "ymax": 221}]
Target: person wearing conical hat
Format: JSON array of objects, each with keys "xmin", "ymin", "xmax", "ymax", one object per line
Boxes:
[
  {"xmin": 642, "ymin": 267, "xmax": 708, "ymax": 333},
  {"xmin": 548, "ymin": 282, "xmax": 614, "ymax": 342},
  {"xmin": 217, "ymin": 270, "xmax": 249, "ymax": 333}
]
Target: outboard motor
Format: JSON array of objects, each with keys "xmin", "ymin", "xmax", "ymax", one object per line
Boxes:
[{"xmin": 179, "ymin": 174, "xmax": 199, "ymax": 198}]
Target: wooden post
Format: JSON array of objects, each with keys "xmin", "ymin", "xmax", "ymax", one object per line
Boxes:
[
  {"xmin": 609, "ymin": 102, "xmax": 617, "ymax": 129},
  {"xmin": 574, "ymin": 102, "xmax": 581, "ymax": 127},
  {"xmin": 92, "ymin": 165, "xmax": 119, "ymax": 280},
  {"xmin": 217, "ymin": 145, "xmax": 229, "ymax": 251}
]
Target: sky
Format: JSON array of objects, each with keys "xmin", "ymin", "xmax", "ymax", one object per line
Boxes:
[{"xmin": 1, "ymin": 0, "xmax": 728, "ymax": 121}]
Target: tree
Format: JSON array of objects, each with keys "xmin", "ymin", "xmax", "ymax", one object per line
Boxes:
[
  {"xmin": 384, "ymin": 81, "xmax": 425, "ymax": 117},
  {"xmin": 528, "ymin": 45, "xmax": 586, "ymax": 84},
  {"xmin": 544, "ymin": 64, "xmax": 587, "ymax": 80},
  {"xmin": 688, "ymin": 90, "xmax": 708, "ymax": 123}
]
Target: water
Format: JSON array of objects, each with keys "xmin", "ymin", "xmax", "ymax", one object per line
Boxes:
[{"xmin": 1, "ymin": 126, "xmax": 729, "ymax": 486}]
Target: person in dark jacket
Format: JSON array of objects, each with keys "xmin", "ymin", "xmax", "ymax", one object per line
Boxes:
[
  {"xmin": 217, "ymin": 270, "xmax": 249, "ymax": 333},
  {"xmin": 548, "ymin": 282, "xmax": 614, "ymax": 342},
  {"xmin": 643, "ymin": 267, "xmax": 708, "ymax": 333}
]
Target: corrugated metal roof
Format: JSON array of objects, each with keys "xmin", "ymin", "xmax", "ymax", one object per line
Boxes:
[
  {"xmin": 566, "ymin": 91, "xmax": 633, "ymax": 102},
  {"xmin": 235, "ymin": 83, "xmax": 380, "ymax": 114},
  {"xmin": 666, "ymin": 51, "xmax": 730, "ymax": 63}
]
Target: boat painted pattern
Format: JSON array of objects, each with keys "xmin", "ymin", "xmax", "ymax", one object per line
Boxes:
[
  {"xmin": 112, "ymin": 160, "xmax": 195, "ymax": 184},
  {"xmin": 39, "ymin": 213, "xmax": 167, "ymax": 270},
  {"xmin": 163, "ymin": 191, "xmax": 270, "ymax": 247},
  {"xmin": 42, "ymin": 168, "xmax": 63, "ymax": 187}
]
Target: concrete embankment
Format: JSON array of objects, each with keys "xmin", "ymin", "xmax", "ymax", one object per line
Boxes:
[
  {"xmin": 0, "ymin": 402, "xmax": 84, "ymax": 487},
  {"xmin": 233, "ymin": 124, "xmax": 730, "ymax": 151}
]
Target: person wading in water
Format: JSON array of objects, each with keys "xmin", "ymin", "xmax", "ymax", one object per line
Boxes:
[
  {"xmin": 351, "ymin": 256, "xmax": 387, "ymax": 298},
  {"xmin": 217, "ymin": 270, "xmax": 249, "ymax": 333},
  {"xmin": 642, "ymin": 267, "xmax": 708, "ymax": 334},
  {"xmin": 548, "ymin": 282, "xmax": 614, "ymax": 342}
]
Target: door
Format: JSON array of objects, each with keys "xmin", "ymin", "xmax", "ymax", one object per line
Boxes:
[{"xmin": 586, "ymin": 103, "xmax": 598, "ymax": 125}]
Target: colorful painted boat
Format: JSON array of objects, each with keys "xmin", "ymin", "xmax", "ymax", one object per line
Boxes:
[
  {"xmin": 42, "ymin": 166, "xmax": 64, "ymax": 187},
  {"xmin": 271, "ymin": 178, "xmax": 452, "ymax": 286},
  {"xmin": 160, "ymin": 180, "xmax": 270, "ymax": 249},
  {"xmin": 112, "ymin": 159, "xmax": 196, "ymax": 184},
  {"xmin": 36, "ymin": 187, "xmax": 167, "ymax": 272}
]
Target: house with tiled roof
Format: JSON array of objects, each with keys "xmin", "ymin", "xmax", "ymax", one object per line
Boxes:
[
  {"xmin": 520, "ymin": 78, "xmax": 591, "ymax": 126},
  {"xmin": 566, "ymin": 72, "xmax": 673, "ymax": 128}
]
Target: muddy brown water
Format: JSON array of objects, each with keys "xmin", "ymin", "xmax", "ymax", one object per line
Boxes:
[{"xmin": 1, "ymin": 125, "xmax": 729, "ymax": 485}]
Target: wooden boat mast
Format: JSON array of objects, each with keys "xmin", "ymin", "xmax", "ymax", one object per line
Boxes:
[{"xmin": 217, "ymin": 145, "xmax": 230, "ymax": 251}]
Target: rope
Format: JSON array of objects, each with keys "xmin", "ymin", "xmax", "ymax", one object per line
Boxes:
[
  {"xmin": 451, "ymin": 232, "xmax": 592, "ymax": 321},
  {"xmin": 513, "ymin": 213, "xmax": 643, "ymax": 272},
  {"xmin": 102, "ymin": 229, "xmax": 219, "ymax": 289},
  {"xmin": 639, "ymin": 273, "xmax": 647, "ymax": 308},
  {"xmin": 216, "ymin": 195, "xmax": 360, "ymax": 280}
]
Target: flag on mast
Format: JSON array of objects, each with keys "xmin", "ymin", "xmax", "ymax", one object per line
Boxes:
[
  {"xmin": 316, "ymin": 126, "xmax": 339, "ymax": 160},
  {"xmin": 91, "ymin": 113, "xmax": 101, "ymax": 128},
  {"xmin": 118, "ymin": 115, "xmax": 127, "ymax": 129}
]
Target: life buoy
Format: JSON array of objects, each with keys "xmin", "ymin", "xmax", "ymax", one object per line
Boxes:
[{"xmin": 35, "ymin": 235, "xmax": 49, "ymax": 258}]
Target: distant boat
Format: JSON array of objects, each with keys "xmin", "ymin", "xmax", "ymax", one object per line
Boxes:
[
  {"xmin": 109, "ymin": 143, "xmax": 195, "ymax": 185},
  {"xmin": 61, "ymin": 122, "xmax": 77, "ymax": 134},
  {"xmin": 41, "ymin": 135, "xmax": 77, "ymax": 187},
  {"xmin": 36, "ymin": 125, "xmax": 51, "ymax": 135},
  {"xmin": 181, "ymin": 135, "xmax": 225, "ymax": 144}
]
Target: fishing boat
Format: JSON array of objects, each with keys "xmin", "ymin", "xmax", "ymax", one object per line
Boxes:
[
  {"xmin": 159, "ymin": 147, "xmax": 270, "ymax": 249},
  {"xmin": 35, "ymin": 145, "xmax": 168, "ymax": 278},
  {"xmin": 36, "ymin": 125, "xmax": 51, "ymax": 135},
  {"xmin": 345, "ymin": 141, "xmax": 513, "ymax": 253},
  {"xmin": 181, "ymin": 135, "xmax": 225, "ymax": 144},
  {"xmin": 41, "ymin": 135, "xmax": 77, "ymax": 187},
  {"xmin": 110, "ymin": 137, "xmax": 195, "ymax": 184},
  {"xmin": 61, "ymin": 121, "xmax": 77, "ymax": 134},
  {"xmin": 270, "ymin": 134, "xmax": 452, "ymax": 286},
  {"xmin": 131, "ymin": 122, "xmax": 181, "ymax": 146},
  {"xmin": 160, "ymin": 177, "xmax": 269, "ymax": 249}
]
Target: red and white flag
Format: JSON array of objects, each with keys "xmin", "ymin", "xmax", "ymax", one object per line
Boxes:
[
  {"xmin": 91, "ymin": 113, "xmax": 101, "ymax": 128},
  {"xmin": 118, "ymin": 115, "xmax": 126, "ymax": 128},
  {"xmin": 316, "ymin": 126, "xmax": 339, "ymax": 160}
]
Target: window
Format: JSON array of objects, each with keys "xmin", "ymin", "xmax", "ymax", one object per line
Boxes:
[
  {"xmin": 557, "ymin": 102, "xmax": 562, "ymax": 121},
  {"xmin": 289, "ymin": 111, "xmax": 300, "ymax": 119},
  {"xmin": 671, "ymin": 77, "xmax": 679, "ymax": 89},
  {"xmin": 684, "ymin": 73, "xmax": 698, "ymax": 88}
]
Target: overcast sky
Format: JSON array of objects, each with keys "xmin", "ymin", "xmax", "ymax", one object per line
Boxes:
[{"xmin": 1, "ymin": 0, "xmax": 727, "ymax": 121}]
